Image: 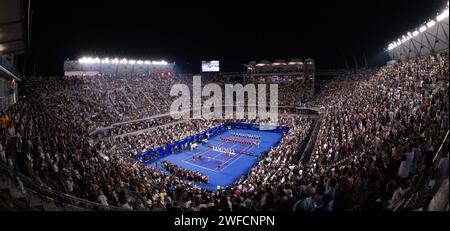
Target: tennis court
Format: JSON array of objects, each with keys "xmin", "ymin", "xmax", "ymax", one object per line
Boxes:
[{"xmin": 150, "ymin": 128, "xmax": 284, "ymax": 190}]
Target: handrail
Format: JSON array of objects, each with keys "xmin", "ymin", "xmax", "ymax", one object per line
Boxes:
[
  {"xmin": 0, "ymin": 162, "xmax": 125, "ymax": 210},
  {"xmin": 0, "ymin": 54, "xmax": 21, "ymax": 80},
  {"xmin": 95, "ymin": 105, "xmax": 321, "ymax": 131},
  {"xmin": 433, "ymin": 130, "xmax": 449, "ymax": 163},
  {"xmin": 299, "ymin": 112, "xmax": 323, "ymax": 166},
  {"xmin": 1, "ymin": 103, "xmax": 322, "ymax": 210}
]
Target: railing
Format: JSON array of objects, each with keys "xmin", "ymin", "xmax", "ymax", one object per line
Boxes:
[
  {"xmin": 400, "ymin": 129, "xmax": 449, "ymax": 211},
  {"xmin": 0, "ymin": 161, "xmax": 125, "ymax": 210},
  {"xmin": 0, "ymin": 54, "xmax": 18, "ymax": 77},
  {"xmin": 433, "ymin": 130, "xmax": 449, "ymax": 164},
  {"xmin": 1, "ymin": 104, "xmax": 323, "ymax": 210},
  {"xmin": 299, "ymin": 112, "xmax": 323, "ymax": 166}
]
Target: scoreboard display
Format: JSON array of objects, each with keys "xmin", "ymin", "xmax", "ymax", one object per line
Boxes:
[{"xmin": 201, "ymin": 60, "xmax": 220, "ymax": 72}]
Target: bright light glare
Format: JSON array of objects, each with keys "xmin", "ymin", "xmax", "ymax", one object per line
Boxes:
[
  {"xmin": 387, "ymin": 2, "xmax": 449, "ymax": 51},
  {"xmin": 78, "ymin": 57, "xmax": 100, "ymax": 64},
  {"xmin": 152, "ymin": 60, "xmax": 168, "ymax": 65},
  {"xmin": 78, "ymin": 57, "xmax": 169, "ymax": 65},
  {"xmin": 437, "ymin": 9, "xmax": 449, "ymax": 21}
]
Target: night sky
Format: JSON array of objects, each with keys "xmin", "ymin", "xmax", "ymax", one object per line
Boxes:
[{"xmin": 26, "ymin": 0, "xmax": 447, "ymax": 75}]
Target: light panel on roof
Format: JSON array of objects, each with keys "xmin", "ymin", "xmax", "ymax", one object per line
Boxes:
[
  {"xmin": 386, "ymin": 2, "xmax": 448, "ymax": 51},
  {"xmin": 78, "ymin": 57, "xmax": 169, "ymax": 65},
  {"xmin": 437, "ymin": 9, "xmax": 449, "ymax": 21}
]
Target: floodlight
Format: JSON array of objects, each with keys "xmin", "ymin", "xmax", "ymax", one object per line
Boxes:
[
  {"xmin": 152, "ymin": 60, "xmax": 168, "ymax": 65},
  {"xmin": 419, "ymin": 26, "xmax": 427, "ymax": 32},
  {"xmin": 437, "ymin": 9, "xmax": 449, "ymax": 21},
  {"xmin": 412, "ymin": 31, "xmax": 419, "ymax": 36},
  {"xmin": 79, "ymin": 57, "xmax": 97, "ymax": 64},
  {"xmin": 137, "ymin": 60, "xmax": 144, "ymax": 65},
  {"xmin": 128, "ymin": 60, "xmax": 136, "ymax": 64},
  {"xmin": 427, "ymin": 20, "xmax": 436, "ymax": 28},
  {"xmin": 144, "ymin": 61, "xmax": 151, "ymax": 65}
]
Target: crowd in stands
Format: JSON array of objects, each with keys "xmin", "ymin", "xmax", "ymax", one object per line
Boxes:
[
  {"xmin": 22, "ymin": 74, "xmax": 186, "ymax": 134},
  {"xmin": 277, "ymin": 80, "xmax": 314, "ymax": 106},
  {"xmin": 162, "ymin": 161, "xmax": 208, "ymax": 183},
  {"xmin": 110, "ymin": 119, "xmax": 222, "ymax": 157},
  {"xmin": 300, "ymin": 51, "xmax": 449, "ymax": 210},
  {"xmin": 0, "ymin": 50, "xmax": 448, "ymax": 211}
]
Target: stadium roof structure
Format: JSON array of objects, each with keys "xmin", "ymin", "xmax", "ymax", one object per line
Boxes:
[
  {"xmin": 387, "ymin": 2, "xmax": 449, "ymax": 60},
  {"xmin": 244, "ymin": 58, "xmax": 315, "ymax": 76},
  {"xmin": 64, "ymin": 56, "xmax": 175, "ymax": 76},
  {"xmin": 246, "ymin": 59, "xmax": 311, "ymax": 68},
  {"xmin": 0, "ymin": 0, "xmax": 27, "ymax": 56}
]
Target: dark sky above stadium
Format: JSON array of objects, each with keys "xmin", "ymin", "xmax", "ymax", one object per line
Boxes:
[{"xmin": 28, "ymin": 0, "xmax": 446, "ymax": 75}]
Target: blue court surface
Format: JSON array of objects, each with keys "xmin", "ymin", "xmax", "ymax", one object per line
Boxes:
[{"xmin": 149, "ymin": 128, "xmax": 284, "ymax": 190}]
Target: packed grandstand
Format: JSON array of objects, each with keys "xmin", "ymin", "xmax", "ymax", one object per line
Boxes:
[
  {"xmin": 0, "ymin": 49, "xmax": 448, "ymax": 211},
  {"xmin": 0, "ymin": 0, "xmax": 449, "ymax": 212}
]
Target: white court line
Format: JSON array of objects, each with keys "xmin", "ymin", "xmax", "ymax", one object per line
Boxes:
[
  {"xmin": 180, "ymin": 140, "xmax": 231, "ymax": 172},
  {"xmin": 211, "ymin": 142, "xmax": 240, "ymax": 159},
  {"xmin": 181, "ymin": 140, "xmax": 226, "ymax": 163},
  {"xmin": 193, "ymin": 141, "xmax": 242, "ymax": 172},
  {"xmin": 220, "ymin": 153, "xmax": 243, "ymax": 171},
  {"xmin": 179, "ymin": 131, "xmax": 261, "ymax": 173},
  {"xmin": 182, "ymin": 150, "xmax": 212, "ymax": 163},
  {"xmin": 182, "ymin": 159, "xmax": 219, "ymax": 172},
  {"xmin": 218, "ymin": 141, "xmax": 257, "ymax": 171},
  {"xmin": 187, "ymin": 153, "xmax": 235, "ymax": 163},
  {"xmin": 182, "ymin": 153, "xmax": 238, "ymax": 172},
  {"xmin": 215, "ymin": 145, "xmax": 247, "ymax": 170}
]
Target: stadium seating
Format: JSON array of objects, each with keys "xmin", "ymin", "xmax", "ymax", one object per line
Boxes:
[{"xmin": 0, "ymin": 50, "xmax": 448, "ymax": 211}]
